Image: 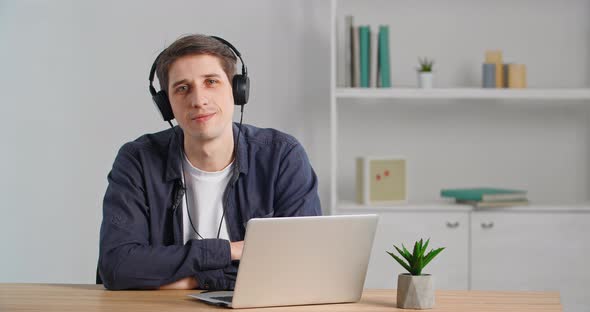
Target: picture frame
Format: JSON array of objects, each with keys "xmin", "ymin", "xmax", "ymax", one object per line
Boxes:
[{"xmin": 356, "ymin": 156, "xmax": 408, "ymax": 205}]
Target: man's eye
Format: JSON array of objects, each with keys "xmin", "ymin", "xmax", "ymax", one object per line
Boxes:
[
  {"xmin": 206, "ymin": 79, "xmax": 217, "ymax": 85},
  {"xmin": 176, "ymin": 85, "xmax": 188, "ymax": 93}
]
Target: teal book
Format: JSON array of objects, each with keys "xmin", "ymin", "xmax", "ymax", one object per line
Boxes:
[
  {"xmin": 441, "ymin": 187, "xmax": 527, "ymax": 202},
  {"xmin": 378, "ymin": 25, "xmax": 391, "ymax": 88},
  {"xmin": 359, "ymin": 26, "xmax": 370, "ymax": 88},
  {"xmin": 456, "ymin": 199, "xmax": 529, "ymax": 208}
]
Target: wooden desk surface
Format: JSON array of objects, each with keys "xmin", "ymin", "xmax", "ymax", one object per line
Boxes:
[{"xmin": 0, "ymin": 284, "xmax": 562, "ymax": 311}]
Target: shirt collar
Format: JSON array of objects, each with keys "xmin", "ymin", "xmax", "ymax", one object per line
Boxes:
[{"xmin": 165, "ymin": 122, "xmax": 248, "ymax": 182}]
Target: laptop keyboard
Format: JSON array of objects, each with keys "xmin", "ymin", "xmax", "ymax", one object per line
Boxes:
[{"xmin": 212, "ymin": 296, "xmax": 233, "ymax": 302}]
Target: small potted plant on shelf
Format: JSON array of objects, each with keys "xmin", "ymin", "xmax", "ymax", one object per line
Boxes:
[
  {"xmin": 417, "ymin": 57, "xmax": 434, "ymax": 88},
  {"xmin": 387, "ymin": 238, "xmax": 445, "ymax": 309}
]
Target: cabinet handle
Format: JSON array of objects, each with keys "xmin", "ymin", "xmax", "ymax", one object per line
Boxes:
[
  {"xmin": 446, "ymin": 221, "xmax": 460, "ymax": 229},
  {"xmin": 481, "ymin": 222, "xmax": 494, "ymax": 229}
]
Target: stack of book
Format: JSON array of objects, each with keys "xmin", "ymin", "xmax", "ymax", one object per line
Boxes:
[
  {"xmin": 342, "ymin": 16, "xmax": 391, "ymax": 88},
  {"xmin": 440, "ymin": 187, "xmax": 529, "ymax": 208}
]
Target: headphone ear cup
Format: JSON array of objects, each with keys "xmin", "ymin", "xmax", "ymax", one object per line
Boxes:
[
  {"xmin": 232, "ymin": 74, "xmax": 250, "ymax": 106},
  {"xmin": 152, "ymin": 91, "xmax": 174, "ymax": 121}
]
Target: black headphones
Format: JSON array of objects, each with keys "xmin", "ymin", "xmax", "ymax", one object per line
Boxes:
[{"xmin": 148, "ymin": 35, "xmax": 250, "ymax": 122}]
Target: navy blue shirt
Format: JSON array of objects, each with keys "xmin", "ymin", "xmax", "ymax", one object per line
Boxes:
[{"xmin": 98, "ymin": 123, "xmax": 322, "ymax": 290}]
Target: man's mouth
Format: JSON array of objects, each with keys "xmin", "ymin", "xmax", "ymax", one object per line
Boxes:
[{"xmin": 192, "ymin": 113, "xmax": 216, "ymax": 122}]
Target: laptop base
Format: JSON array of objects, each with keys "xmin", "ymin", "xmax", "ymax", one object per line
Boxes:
[{"xmin": 189, "ymin": 291, "xmax": 234, "ymax": 308}]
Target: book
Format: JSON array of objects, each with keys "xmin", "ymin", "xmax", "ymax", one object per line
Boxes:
[
  {"xmin": 482, "ymin": 63, "xmax": 496, "ymax": 88},
  {"xmin": 370, "ymin": 27, "xmax": 378, "ymax": 88},
  {"xmin": 508, "ymin": 64, "xmax": 527, "ymax": 88},
  {"xmin": 441, "ymin": 187, "xmax": 527, "ymax": 202},
  {"xmin": 359, "ymin": 25, "xmax": 370, "ymax": 88},
  {"xmin": 378, "ymin": 25, "xmax": 391, "ymax": 88},
  {"xmin": 456, "ymin": 199, "xmax": 529, "ymax": 208},
  {"xmin": 344, "ymin": 15, "xmax": 353, "ymax": 88},
  {"xmin": 503, "ymin": 63, "xmax": 510, "ymax": 88},
  {"xmin": 352, "ymin": 25, "xmax": 360, "ymax": 88},
  {"xmin": 485, "ymin": 50, "xmax": 504, "ymax": 88},
  {"xmin": 335, "ymin": 16, "xmax": 343, "ymax": 87},
  {"xmin": 485, "ymin": 50, "xmax": 502, "ymax": 63}
]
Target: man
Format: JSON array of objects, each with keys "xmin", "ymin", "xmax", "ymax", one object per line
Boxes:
[{"xmin": 98, "ymin": 34, "xmax": 321, "ymax": 291}]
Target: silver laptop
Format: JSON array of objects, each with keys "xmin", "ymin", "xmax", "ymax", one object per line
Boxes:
[{"xmin": 188, "ymin": 214, "xmax": 378, "ymax": 309}]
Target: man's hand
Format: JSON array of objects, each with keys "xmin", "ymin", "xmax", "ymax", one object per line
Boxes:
[
  {"xmin": 158, "ymin": 241, "xmax": 242, "ymax": 290},
  {"xmin": 230, "ymin": 241, "xmax": 244, "ymax": 261},
  {"xmin": 159, "ymin": 277, "xmax": 198, "ymax": 290}
]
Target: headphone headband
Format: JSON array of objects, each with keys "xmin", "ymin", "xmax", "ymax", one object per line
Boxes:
[{"xmin": 210, "ymin": 36, "xmax": 247, "ymax": 76}]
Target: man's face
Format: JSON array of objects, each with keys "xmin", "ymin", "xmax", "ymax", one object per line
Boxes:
[{"xmin": 167, "ymin": 54, "xmax": 234, "ymax": 142}]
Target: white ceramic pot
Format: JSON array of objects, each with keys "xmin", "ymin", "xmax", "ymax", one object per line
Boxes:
[
  {"xmin": 417, "ymin": 72, "xmax": 433, "ymax": 88},
  {"xmin": 396, "ymin": 273, "xmax": 434, "ymax": 309}
]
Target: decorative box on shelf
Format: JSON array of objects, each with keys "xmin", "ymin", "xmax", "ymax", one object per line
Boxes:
[{"xmin": 356, "ymin": 156, "xmax": 407, "ymax": 205}]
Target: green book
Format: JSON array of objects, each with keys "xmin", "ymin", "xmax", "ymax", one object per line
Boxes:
[
  {"xmin": 441, "ymin": 187, "xmax": 527, "ymax": 202},
  {"xmin": 456, "ymin": 199, "xmax": 529, "ymax": 208},
  {"xmin": 378, "ymin": 25, "xmax": 391, "ymax": 88},
  {"xmin": 359, "ymin": 26, "xmax": 370, "ymax": 88}
]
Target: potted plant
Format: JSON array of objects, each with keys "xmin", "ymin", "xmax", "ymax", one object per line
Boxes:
[
  {"xmin": 417, "ymin": 57, "xmax": 434, "ymax": 88},
  {"xmin": 387, "ymin": 238, "xmax": 445, "ymax": 309}
]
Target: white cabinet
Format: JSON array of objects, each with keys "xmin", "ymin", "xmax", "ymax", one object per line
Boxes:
[
  {"xmin": 362, "ymin": 211, "xmax": 469, "ymax": 290},
  {"xmin": 471, "ymin": 210, "xmax": 590, "ymax": 312},
  {"xmin": 352, "ymin": 208, "xmax": 590, "ymax": 312}
]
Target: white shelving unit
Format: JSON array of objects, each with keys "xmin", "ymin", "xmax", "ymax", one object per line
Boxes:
[
  {"xmin": 336, "ymin": 88, "xmax": 590, "ymax": 100},
  {"xmin": 329, "ymin": 0, "xmax": 590, "ymax": 214},
  {"xmin": 337, "ymin": 199, "xmax": 590, "ymax": 213},
  {"xmin": 337, "ymin": 200, "xmax": 471, "ymax": 212},
  {"xmin": 329, "ymin": 1, "xmax": 590, "ymax": 311}
]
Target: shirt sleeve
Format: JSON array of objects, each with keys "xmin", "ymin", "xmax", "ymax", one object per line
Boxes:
[
  {"xmin": 273, "ymin": 143, "xmax": 322, "ymax": 217},
  {"xmin": 98, "ymin": 143, "xmax": 232, "ymax": 290}
]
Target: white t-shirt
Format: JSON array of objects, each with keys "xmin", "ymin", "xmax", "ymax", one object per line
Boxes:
[{"xmin": 182, "ymin": 154, "xmax": 233, "ymax": 244}]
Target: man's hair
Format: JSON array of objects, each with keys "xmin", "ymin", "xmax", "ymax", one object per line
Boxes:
[{"xmin": 155, "ymin": 34, "xmax": 237, "ymax": 93}]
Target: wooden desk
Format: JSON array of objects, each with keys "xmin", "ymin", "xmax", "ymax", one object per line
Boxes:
[{"xmin": 0, "ymin": 284, "xmax": 562, "ymax": 311}]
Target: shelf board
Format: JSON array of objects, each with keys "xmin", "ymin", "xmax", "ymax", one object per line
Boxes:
[
  {"xmin": 335, "ymin": 88, "xmax": 590, "ymax": 100},
  {"xmin": 336, "ymin": 200, "xmax": 590, "ymax": 213},
  {"xmin": 337, "ymin": 200, "xmax": 472, "ymax": 212}
]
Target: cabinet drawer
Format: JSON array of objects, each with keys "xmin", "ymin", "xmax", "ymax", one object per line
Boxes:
[{"xmin": 471, "ymin": 211, "xmax": 590, "ymax": 312}]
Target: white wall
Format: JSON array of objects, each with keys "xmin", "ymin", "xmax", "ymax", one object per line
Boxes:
[{"xmin": 0, "ymin": 0, "xmax": 331, "ymax": 283}]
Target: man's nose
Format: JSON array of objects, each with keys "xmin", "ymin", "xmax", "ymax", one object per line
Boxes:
[{"xmin": 190, "ymin": 86, "xmax": 209, "ymax": 107}]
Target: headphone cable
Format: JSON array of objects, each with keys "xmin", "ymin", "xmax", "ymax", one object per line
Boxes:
[
  {"xmin": 217, "ymin": 105, "xmax": 244, "ymax": 239},
  {"xmin": 169, "ymin": 106, "xmax": 244, "ymax": 241},
  {"xmin": 169, "ymin": 121, "xmax": 205, "ymax": 240}
]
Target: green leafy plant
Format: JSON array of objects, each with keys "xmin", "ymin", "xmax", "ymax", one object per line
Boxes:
[
  {"xmin": 386, "ymin": 238, "xmax": 445, "ymax": 275},
  {"xmin": 417, "ymin": 57, "xmax": 434, "ymax": 72}
]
